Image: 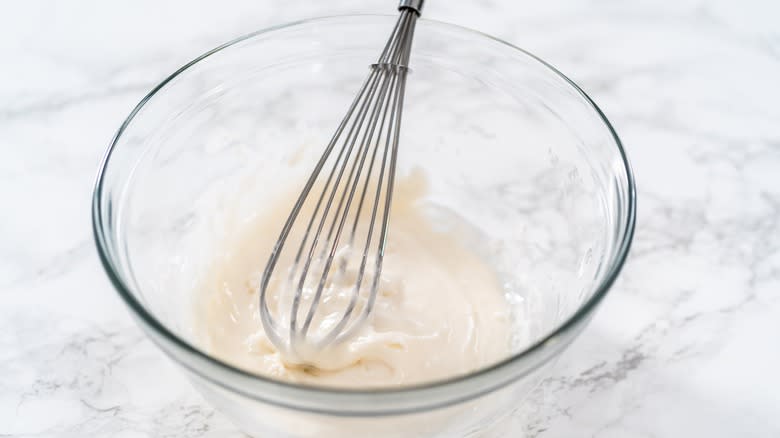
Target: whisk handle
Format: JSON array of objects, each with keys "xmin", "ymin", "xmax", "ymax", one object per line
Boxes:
[{"xmin": 398, "ymin": 0, "xmax": 424, "ymax": 15}]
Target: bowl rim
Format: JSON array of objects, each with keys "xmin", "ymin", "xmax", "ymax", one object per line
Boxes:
[{"xmin": 92, "ymin": 13, "xmax": 636, "ymax": 415}]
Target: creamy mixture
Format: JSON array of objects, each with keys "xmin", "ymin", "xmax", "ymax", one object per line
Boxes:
[{"xmin": 194, "ymin": 171, "xmax": 511, "ymax": 387}]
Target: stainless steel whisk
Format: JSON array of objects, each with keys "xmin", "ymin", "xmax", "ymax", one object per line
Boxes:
[{"xmin": 259, "ymin": 0, "xmax": 424, "ymax": 359}]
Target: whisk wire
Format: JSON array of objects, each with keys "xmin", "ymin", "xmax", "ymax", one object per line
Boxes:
[
  {"xmin": 259, "ymin": 3, "xmax": 422, "ymax": 357},
  {"xmin": 299, "ymin": 73, "xmax": 397, "ymax": 338},
  {"xmin": 288, "ymin": 67, "xmax": 387, "ymax": 339}
]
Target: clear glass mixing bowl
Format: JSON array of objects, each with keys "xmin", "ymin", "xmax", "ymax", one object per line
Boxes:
[{"xmin": 92, "ymin": 14, "xmax": 635, "ymax": 438}]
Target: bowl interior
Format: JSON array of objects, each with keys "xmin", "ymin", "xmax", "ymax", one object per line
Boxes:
[{"xmin": 97, "ymin": 15, "xmax": 632, "ymax": 387}]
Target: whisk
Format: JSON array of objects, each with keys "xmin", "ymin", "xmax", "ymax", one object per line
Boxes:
[{"xmin": 258, "ymin": 0, "xmax": 424, "ymax": 360}]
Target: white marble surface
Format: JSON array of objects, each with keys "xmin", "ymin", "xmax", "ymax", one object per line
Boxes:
[{"xmin": 2, "ymin": 0, "xmax": 780, "ymax": 436}]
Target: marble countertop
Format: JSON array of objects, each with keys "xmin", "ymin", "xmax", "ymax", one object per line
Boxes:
[{"xmin": 2, "ymin": 0, "xmax": 779, "ymax": 436}]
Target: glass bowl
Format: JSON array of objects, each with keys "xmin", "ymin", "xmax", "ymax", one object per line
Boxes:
[{"xmin": 92, "ymin": 14, "xmax": 635, "ymax": 438}]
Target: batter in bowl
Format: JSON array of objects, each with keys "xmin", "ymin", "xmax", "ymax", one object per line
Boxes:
[{"xmin": 194, "ymin": 170, "xmax": 512, "ymax": 387}]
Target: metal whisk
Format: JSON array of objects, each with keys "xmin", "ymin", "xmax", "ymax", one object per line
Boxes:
[{"xmin": 258, "ymin": 0, "xmax": 424, "ymax": 360}]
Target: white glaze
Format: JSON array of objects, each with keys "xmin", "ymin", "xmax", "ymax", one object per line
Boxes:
[{"xmin": 194, "ymin": 171, "xmax": 512, "ymax": 387}]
